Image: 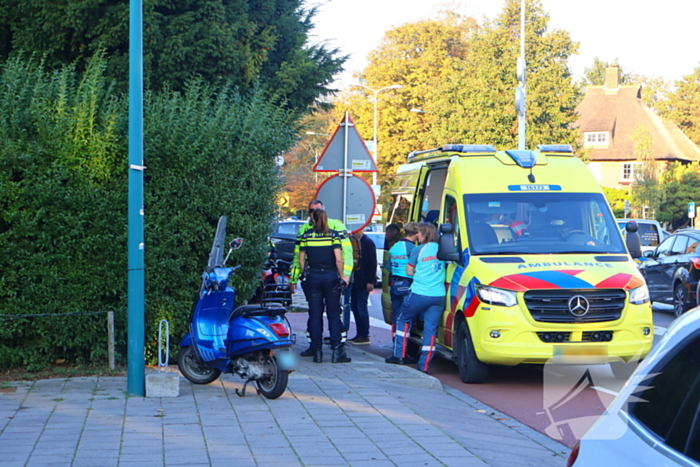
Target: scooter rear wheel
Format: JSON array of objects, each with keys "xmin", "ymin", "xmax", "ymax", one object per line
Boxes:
[
  {"xmin": 178, "ymin": 346, "xmax": 221, "ymax": 384},
  {"xmin": 256, "ymin": 356, "xmax": 288, "ymax": 399}
]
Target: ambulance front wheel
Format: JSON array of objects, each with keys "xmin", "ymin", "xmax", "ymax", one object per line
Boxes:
[{"xmin": 455, "ymin": 320, "xmax": 489, "ymax": 384}]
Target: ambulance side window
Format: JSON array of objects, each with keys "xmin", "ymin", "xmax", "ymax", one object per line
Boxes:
[
  {"xmin": 419, "ymin": 167, "xmax": 448, "ymax": 224},
  {"xmin": 443, "ymin": 194, "xmax": 462, "ymax": 261},
  {"xmin": 389, "ymin": 194, "xmax": 413, "ymax": 228},
  {"xmin": 589, "ymin": 201, "xmax": 610, "ymax": 244}
]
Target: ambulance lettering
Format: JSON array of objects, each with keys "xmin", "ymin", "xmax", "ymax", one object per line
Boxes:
[{"xmin": 518, "ymin": 262, "xmax": 613, "ymax": 269}]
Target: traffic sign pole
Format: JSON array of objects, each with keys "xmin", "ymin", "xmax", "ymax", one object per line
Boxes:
[
  {"xmin": 342, "ymin": 112, "xmax": 349, "ymax": 224},
  {"xmin": 689, "ymin": 202, "xmax": 696, "ymax": 228}
]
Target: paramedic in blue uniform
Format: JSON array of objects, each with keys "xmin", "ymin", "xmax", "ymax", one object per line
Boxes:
[
  {"xmin": 386, "ymin": 222, "xmax": 445, "ymax": 373},
  {"xmin": 387, "ymin": 222, "xmax": 419, "ymax": 328},
  {"xmin": 298, "ymin": 209, "xmax": 352, "ymax": 364}
]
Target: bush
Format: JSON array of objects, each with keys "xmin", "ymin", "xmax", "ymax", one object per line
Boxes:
[{"xmin": 0, "ymin": 55, "xmax": 298, "ymax": 369}]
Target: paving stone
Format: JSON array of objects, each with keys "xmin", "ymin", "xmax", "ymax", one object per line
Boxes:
[{"xmin": 1, "ymin": 343, "xmax": 569, "ymax": 467}]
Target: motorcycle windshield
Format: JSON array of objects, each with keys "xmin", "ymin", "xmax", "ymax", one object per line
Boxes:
[{"xmin": 207, "ymin": 216, "xmax": 227, "ymax": 271}]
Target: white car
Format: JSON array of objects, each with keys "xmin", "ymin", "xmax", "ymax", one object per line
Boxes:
[
  {"xmin": 616, "ymin": 219, "xmax": 668, "ymax": 256},
  {"xmin": 363, "ymin": 231, "xmax": 385, "ymax": 286},
  {"xmin": 568, "ymin": 307, "xmax": 700, "ymax": 466}
]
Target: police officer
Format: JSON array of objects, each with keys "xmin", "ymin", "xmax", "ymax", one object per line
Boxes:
[
  {"xmin": 290, "ymin": 199, "xmax": 353, "ymax": 349},
  {"xmin": 298, "ymin": 209, "xmax": 351, "ymax": 363}
]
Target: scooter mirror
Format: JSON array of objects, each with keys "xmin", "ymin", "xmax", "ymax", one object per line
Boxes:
[{"xmin": 229, "ymin": 238, "xmax": 244, "ymax": 250}]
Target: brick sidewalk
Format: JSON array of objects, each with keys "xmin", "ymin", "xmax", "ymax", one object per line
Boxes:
[{"xmin": 0, "ymin": 327, "xmax": 569, "ymax": 467}]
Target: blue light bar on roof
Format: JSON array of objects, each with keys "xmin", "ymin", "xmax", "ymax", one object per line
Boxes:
[
  {"xmin": 537, "ymin": 144, "xmax": 573, "ymax": 153},
  {"xmin": 441, "ymin": 144, "xmax": 496, "ymax": 153},
  {"xmin": 504, "ymin": 150, "xmax": 536, "ymax": 168}
]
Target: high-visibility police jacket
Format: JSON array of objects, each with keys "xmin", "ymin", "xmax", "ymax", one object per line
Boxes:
[
  {"xmin": 299, "ymin": 229, "xmax": 343, "ymax": 271},
  {"xmin": 290, "ymin": 218, "xmax": 352, "ymax": 283}
]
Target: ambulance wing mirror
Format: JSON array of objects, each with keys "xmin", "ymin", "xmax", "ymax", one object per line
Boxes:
[
  {"xmin": 625, "ymin": 222, "xmax": 642, "ymax": 259},
  {"xmin": 438, "ymin": 223, "xmax": 460, "ymax": 262}
]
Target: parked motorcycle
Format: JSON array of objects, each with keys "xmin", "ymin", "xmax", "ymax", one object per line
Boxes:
[
  {"xmin": 178, "ymin": 216, "xmax": 296, "ymax": 399},
  {"xmin": 249, "ymin": 257, "xmax": 292, "ymax": 307}
]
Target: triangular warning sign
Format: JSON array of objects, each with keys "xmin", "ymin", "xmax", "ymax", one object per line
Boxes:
[{"xmin": 313, "ymin": 113, "xmax": 378, "ymax": 173}]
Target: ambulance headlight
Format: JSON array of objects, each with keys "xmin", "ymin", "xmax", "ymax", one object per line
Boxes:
[
  {"xmin": 476, "ymin": 285, "xmax": 517, "ymax": 307},
  {"xmin": 629, "ymin": 285, "xmax": 650, "ymax": 305}
]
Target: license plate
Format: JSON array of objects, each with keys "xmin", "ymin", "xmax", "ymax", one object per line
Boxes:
[
  {"xmin": 553, "ymin": 344, "xmax": 608, "ymax": 364},
  {"xmin": 276, "ymin": 350, "xmax": 297, "ymax": 370}
]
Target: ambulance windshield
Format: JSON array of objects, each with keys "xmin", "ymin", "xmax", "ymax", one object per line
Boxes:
[{"xmin": 464, "ymin": 192, "xmax": 626, "ymax": 255}]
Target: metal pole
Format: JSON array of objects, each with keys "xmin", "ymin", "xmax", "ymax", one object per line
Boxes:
[
  {"xmin": 107, "ymin": 311, "xmax": 115, "ymax": 371},
  {"xmin": 372, "ymin": 91, "xmax": 378, "ymax": 187},
  {"xmin": 127, "ymin": 0, "xmax": 145, "ymax": 396},
  {"xmin": 342, "ymin": 111, "xmax": 349, "ymax": 225}
]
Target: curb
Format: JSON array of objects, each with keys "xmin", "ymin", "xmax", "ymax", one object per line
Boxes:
[
  {"xmin": 443, "ymin": 386, "xmax": 572, "ymax": 458},
  {"xmin": 343, "ymin": 344, "xmax": 444, "ymax": 391}
]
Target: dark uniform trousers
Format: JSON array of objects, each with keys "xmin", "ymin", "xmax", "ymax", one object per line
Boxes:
[{"xmin": 305, "ymin": 270, "xmax": 344, "ymax": 349}]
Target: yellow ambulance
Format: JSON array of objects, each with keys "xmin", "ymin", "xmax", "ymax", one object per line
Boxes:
[{"xmin": 383, "ymin": 144, "xmax": 653, "ymax": 383}]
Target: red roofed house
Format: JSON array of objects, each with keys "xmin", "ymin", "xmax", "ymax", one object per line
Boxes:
[{"xmin": 575, "ymin": 66, "xmax": 700, "ymax": 190}]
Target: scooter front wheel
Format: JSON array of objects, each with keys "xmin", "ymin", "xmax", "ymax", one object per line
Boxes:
[
  {"xmin": 256, "ymin": 356, "xmax": 288, "ymax": 399},
  {"xmin": 178, "ymin": 346, "xmax": 221, "ymax": 384}
]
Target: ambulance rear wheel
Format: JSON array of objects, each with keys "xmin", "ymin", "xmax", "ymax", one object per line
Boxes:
[{"xmin": 456, "ymin": 321, "xmax": 488, "ymax": 384}]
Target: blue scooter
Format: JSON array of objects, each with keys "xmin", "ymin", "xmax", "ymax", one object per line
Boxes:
[{"xmin": 178, "ymin": 216, "xmax": 296, "ymax": 399}]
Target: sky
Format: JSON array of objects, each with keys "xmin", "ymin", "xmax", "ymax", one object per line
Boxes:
[{"xmin": 309, "ymin": 0, "xmax": 700, "ymax": 89}]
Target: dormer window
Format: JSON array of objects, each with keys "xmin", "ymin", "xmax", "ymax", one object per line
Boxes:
[{"xmin": 584, "ymin": 131, "xmax": 609, "ymax": 148}]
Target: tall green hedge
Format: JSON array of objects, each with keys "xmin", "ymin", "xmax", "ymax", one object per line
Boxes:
[{"xmin": 0, "ymin": 55, "xmax": 298, "ymax": 369}]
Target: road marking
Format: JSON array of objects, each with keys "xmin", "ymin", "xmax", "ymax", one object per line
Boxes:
[
  {"xmin": 370, "ymin": 316, "xmax": 391, "ymax": 330},
  {"xmin": 654, "ymin": 326, "xmax": 666, "ymax": 336}
]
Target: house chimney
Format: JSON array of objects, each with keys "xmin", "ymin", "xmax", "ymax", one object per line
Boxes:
[{"xmin": 605, "ymin": 66, "xmax": 620, "ymax": 94}]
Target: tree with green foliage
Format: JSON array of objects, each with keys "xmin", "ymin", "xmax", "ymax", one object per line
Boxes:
[
  {"xmin": 630, "ymin": 126, "xmax": 661, "ymax": 218},
  {"xmin": 0, "ymin": 0, "xmax": 344, "ymax": 110},
  {"xmin": 581, "ymin": 57, "xmax": 632, "ymax": 86},
  {"xmin": 661, "ymin": 66, "xmax": 700, "ymax": 145},
  {"xmin": 334, "ymin": 12, "xmax": 478, "ymax": 205},
  {"xmin": 0, "ymin": 55, "xmax": 298, "ymax": 369},
  {"xmin": 657, "ymin": 162, "xmax": 700, "ymax": 229},
  {"xmin": 336, "ymin": 1, "xmax": 581, "ymax": 206},
  {"xmin": 602, "ymin": 186, "xmax": 629, "ymax": 218},
  {"xmin": 440, "ymin": 0, "xmax": 581, "ymax": 150}
]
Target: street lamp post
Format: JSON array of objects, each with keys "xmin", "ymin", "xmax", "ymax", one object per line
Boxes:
[
  {"xmin": 351, "ymin": 84, "xmax": 402, "ymax": 187},
  {"xmin": 305, "ymin": 131, "xmax": 330, "ymax": 184}
]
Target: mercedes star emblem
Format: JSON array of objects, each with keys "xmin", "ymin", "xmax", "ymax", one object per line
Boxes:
[{"xmin": 568, "ymin": 295, "xmax": 590, "ymax": 317}]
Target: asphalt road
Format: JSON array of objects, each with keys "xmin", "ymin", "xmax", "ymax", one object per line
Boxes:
[{"xmin": 360, "ymin": 290, "xmax": 678, "ymax": 449}]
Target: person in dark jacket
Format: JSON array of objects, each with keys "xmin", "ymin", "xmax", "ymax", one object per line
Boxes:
[{"xmin": 347, "ymin": 230, "xmax": 377, "ymax": 345}]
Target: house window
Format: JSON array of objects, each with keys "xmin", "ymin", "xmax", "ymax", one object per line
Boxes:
[
  {"xmin": 584, "ymin": 132, "xmax": 609, "ymax": 147},
  {"xmin": 622, "ymin": 162, "xmax": 642, "ymax": 181}
]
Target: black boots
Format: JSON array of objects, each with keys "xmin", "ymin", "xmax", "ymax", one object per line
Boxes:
[
  {"xmin": 303, "ymin": 345, "xmax": 350, "ymax": 363},
  {"xmin": 332, "ymin": 345, "xmax": 351, "ymax": 363},
  {"xmin": 301, "ymin": 347, "xmax": 323, "ymax": 362},
  {"xmin": 385, "ymin": 356, "xmax": 417, "ymax": 365}
]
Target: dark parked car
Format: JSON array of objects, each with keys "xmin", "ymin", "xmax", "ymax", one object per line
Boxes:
[
  {"xmin": 638, "ymin": 229, "xmax": 700, "ymax": 316},
  {"xmin": 270, "ymin": 220, "xmax": 305, "ymax": 263}
]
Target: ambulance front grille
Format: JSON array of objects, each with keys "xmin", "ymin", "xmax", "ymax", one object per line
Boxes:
[{"xmin": 523, "ymin": 289, "xmax": 626, "ymax": 323}]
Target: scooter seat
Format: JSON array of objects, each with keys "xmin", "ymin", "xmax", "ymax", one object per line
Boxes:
[{"xmin": 229, "ymin": 305, "xmax": 287, "ymax": 322}]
